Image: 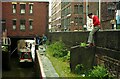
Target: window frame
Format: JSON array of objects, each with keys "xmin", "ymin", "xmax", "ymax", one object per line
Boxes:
[
  {"xmin": 29, "ymin": 19, "xmax": 33, "ymax": 30},
  {"xmin": 20, "ymin": 4, "xmax": 26, "ymax": 14},
  {"xmin": 12, "ymin": 19, "xmax": 17, "ymax": 30},
  {"xmin": 20, "ymin": 19, "xmax": 26, "ymax": 31},
  {"xmin": 29, "ymin": 4, "xmax": 33, "ymax": 14},
  {"xmin": 12, "ymin": 4, "xmax": 16, "ymax": 13}
]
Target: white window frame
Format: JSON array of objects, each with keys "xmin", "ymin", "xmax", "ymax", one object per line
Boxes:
[
  {"xmin": 12, "ymin": 19, "xmax": 16, "ymax": 30},
  {"xmin": 20, "ymin": 4, "xmax": 25, "ymax": 14},
  {"xmin": 20, "ymin": 20, "xmax": 26, "ymax": 30},
  {"xmin": 29, "ymin": 19, "xmax": 33, "ymax": 30},
  {"xmin": 20, "ymin": 25, "xmax": 25, "ymax": 30},
  {"xmin": 29, "ymin": 4, "xmax": 33, "ymax": 14},
  {"xmin": 12, "ymin": 4, "xmax": 16, "ymax": 13}
]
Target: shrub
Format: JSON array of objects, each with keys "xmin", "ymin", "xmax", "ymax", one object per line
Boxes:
[
  {"xmin": 75, "ymin": 64, "xmax": 84, "ymax": 74},
  {"xmin": 87, "ymin": 65, "xmax": 109, "ymax": 78},
  {"xmin": 74, "ymin": 65, "xmax": 113, "ymax": 78},
  {"xmin": 47, "ymin": 40, "xmax": 68, "ymax": 58},
  {"xmin": 63, "ymin": 51, "xmax": 70, "ymax": 62}
]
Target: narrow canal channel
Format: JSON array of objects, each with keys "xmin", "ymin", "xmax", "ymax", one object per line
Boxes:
[{"xmin": 2, "ymin": 52, "xmax": 36, "ymax": 79}]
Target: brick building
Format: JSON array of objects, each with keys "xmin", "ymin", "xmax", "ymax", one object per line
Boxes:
[
  {"xmin": 2, "ymin": 1, "xmax": 49, "ymax": 38},
  {"xmin": 51, "ymin": 1, "xmax": 116, "ymax": 31},
  {"xmin": 89, "ymin": 2, "xmax": 115, "ymax": 29},
  {"xmin": 51, "ymin": 0, "xmax": 61, "ymax": 31}
]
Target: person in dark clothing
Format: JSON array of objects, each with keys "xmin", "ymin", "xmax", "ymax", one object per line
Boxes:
[
  {"xmin": 35, "ymin": 35, "xmax": 40, "ymax": 50},
  {"xmin": 35, "ymin": 35, "xmax": 40, "ymax": 45},
  {"xmin": 30, "ymin": 43, "xmax": 32, "ymax": 49},
  {"xmin": 42, "ymin": 34, "xmax": 47, "ymax": 44}
]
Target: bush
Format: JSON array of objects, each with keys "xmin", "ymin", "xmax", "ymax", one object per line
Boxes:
[
  {"xmin": 74, "ymin": 65, "xmax": 113, "ymax": 79},
  {"xmin": 46, "ymin": 40, "xmax": 68, "ymax": 58},
  {"xmin": 75, "ymin": 64, "xmax": 84, "ymax": 74},
  {"xmin": 87, "ymin": 65, "xmax": 109, "ymax": 78},
  {"xmin": 63, "ymin": 51, "xmax": 70, "ymax": 62}
]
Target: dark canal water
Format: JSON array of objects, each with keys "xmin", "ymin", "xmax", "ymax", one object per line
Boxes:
[{"xmin": 2, "ymin": 53, "xmax": 37, "ymax": 79}]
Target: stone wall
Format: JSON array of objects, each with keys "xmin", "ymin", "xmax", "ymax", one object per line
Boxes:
[
  {"xmin": 70, "ymin": 46, "xmax": 95, "ymax": 72},
  {"xmin": 48, "ymin": 30, "xmax": 120, "ymax": 51},
  {"xmin": 48, "ymin": 30, "xmax": 120, "ymax": 78},
  {"xmin": 48, "ymin": 31, "xmax": 89, "ymax": 49}
]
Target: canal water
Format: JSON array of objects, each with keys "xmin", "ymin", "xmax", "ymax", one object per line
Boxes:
[{"xmin": 2, "ymin": 52, "xmax": 36, "ymax": 79}]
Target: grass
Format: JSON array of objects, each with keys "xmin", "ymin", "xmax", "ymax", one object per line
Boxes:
[
  {"xmin": 45, "ymin": 40, "xmax": 113, "ymax": 79},
  {"xmin": 46, "ymin": 51, "xmax": 81, "ymax": 77}
]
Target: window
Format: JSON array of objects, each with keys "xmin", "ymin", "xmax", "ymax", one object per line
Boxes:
[
  {"xmin": 74, "ymin": 4, "xmax": 83, "ymax": 14},
  {"xmin": 12, "ymin": 4, "xmax": 16, "ymax": 13},
  {"xmin": 20, "ymin": 4, "xmax": 25, "ymax": 14},
  {"xmin": 74, "ymin": 5, "xmax": 79, "ymax": 14},
  {"xmin": 108, "ymin": 4, "xmax": 115, "ymax": 15},
  {"xmin": 12, "ymin": 19, "xmax": 16, "ymax": 30},
  {"xmin": 20, "ymin": 20, "xmax": 25, "ymax": 30},
  {"xmin": 117, "ymin": 2, "xmax": 120, "ymax": 10},
  {"xmin": 1, "ymin": 20, "xmax": 6, "ymax": 31},
  {"xmin": 29, "ymin": 4, "xmax": 33, "ymax": 14},
  {"xmin": 74, "ymin": 17, "xmax": 83, "ymax": 26},
  {"xmin": 79, "ymin": 5, "xmax": 83, "ymax": 14},
  {"xmin": 29, "ymin": 19, "xmax": 33, "ymax": 30}
]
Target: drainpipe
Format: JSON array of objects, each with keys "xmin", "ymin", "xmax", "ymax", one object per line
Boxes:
[
  {"xmin": 86, "ymin": 0, "xmax": 88, "ymax": 28},
  {"xmin": 99, "ymin": 0, "xmax": 101, "ymax": 21}
]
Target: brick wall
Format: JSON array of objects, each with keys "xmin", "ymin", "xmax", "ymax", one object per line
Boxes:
[{"xmin": 2, "ymin": 2, "xmax": 49, "ymax": 37}]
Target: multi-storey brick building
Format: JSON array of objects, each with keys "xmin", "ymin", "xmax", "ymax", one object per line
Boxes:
[
  {"xmin": 61, "ymin": 2, "xmax": 85, "ymax": 31},
  {"xmin": 2, "ymin": 1, "xmax": 49, "ymax": 38},
  {"xmin": 51, "ymin": 1, "xmax": 116, "ymax": 31},
  {"xmin": 89, "ymin": 2, "xmax": 115, "ymax": 29}
]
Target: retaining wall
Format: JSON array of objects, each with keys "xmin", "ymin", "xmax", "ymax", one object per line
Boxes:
[{"xmin": 48, "ymin": 30, "xmax": 120, "ymax": 78}]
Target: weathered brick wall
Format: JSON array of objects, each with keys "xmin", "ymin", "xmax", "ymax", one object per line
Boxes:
[{"xmin": 96, "ymin": 47, "xmax": 120, "ymax": 78}]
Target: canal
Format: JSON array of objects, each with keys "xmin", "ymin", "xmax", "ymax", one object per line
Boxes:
[{"xmin": 2, "ymin": 52, "xmax": 37, "ymax": 79}]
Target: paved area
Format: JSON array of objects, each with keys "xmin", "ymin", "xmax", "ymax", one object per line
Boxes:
[{"xmin": 38, "ymin": 45, "xmax": 59, "ymax": 77}]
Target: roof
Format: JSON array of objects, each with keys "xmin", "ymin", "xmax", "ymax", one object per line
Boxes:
[{"xmin": 2, "ymin": 0, "xmax": 49, "ymax": 2}]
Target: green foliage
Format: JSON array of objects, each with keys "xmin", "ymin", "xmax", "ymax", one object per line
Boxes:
[
  {"xmin": 74, "ymin": 65, "xmax": 113, "ymax": 79},
  {"xmin": 75, "ymin": 64, "xmax": 84, "ymax": 74},
  {"xmin": 87, "ymin": 65, "xmax": 109, "ymax": 78},
  {"xmin": 45, "ymin": 40, "xmax": 50, "ymax": 45},
  {"xmin": 80, "ymin": 42, "xmax": 87, "ymax": 47},
  {"xmin": 46, "ymin": 40, "xmax": 68, "ymax": 58},
  {"xmin": 63, "ymin": 51, "xmax": 70, "ymax": 62}
]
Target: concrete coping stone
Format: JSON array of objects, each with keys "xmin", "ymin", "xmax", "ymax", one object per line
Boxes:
[{"xmin": 36, "ymin": 48, "xmax": 59, "ymax": 78}]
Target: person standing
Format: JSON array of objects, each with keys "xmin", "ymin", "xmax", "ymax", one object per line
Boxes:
[
  {"xmin": 87, "ymin": 13, "xmax": 101, "ymax": 47},
  {"xmin": 42, "ymin": 34, "xmax": 47, "ymax": 44},
  {"xmin": 110, "ymin": 19, "xmax": 116, "ymax": 29},
  {"xmin": 35, "ymin": 35, "xmax": 40, "ymax": 50}
]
